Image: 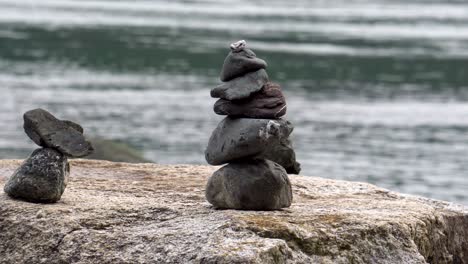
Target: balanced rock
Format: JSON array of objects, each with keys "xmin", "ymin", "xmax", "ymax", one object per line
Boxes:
[
  {"xmin": 4, "ymin": 148, "xmax": 69, "ymax": 203},
  {"xmin": 211, "ymin": 69, "xmax": 269, "ymax": 101},
  {"xmin": 62, "ymin": 120, "xmax": 84, "ymax": 133},
  {"xmin": 214, "ymin": 82, "xmax": 287, "ymax": 119},
  {"xmin": 205, "ymin": 117, "xmax": 293, "ymax": 165},
  {"xmin": 205, "ymin": 159, "xmax": 292, "ymax": 210},
  {"xmin": 24, "ymin": 108, "xmax": 93, "ymax": 157},
  {"xmin": 220, "ymin": 48, "xmax": 267, "ymax": 82}
]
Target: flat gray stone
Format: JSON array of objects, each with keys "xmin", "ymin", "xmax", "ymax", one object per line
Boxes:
[
  {"xmin": 62, "ymin": 120, "xmax": 84, "ymax": 133},
  {"xmin": 4, "ymin": 148, "xmax": 69, "ymax": 203},
  {"xmin": 205, "ymin": 159, "xmax": 292, "ymax": 210},
  {"xmin": 220, "ymin": 48, "xmax": 267, "ymax": 82},
  {"xmin": 213, "ymin": 82, "xmax": 286, "ymax": 118},
  {"xmin": 23, "ymin": 108, "xmax": 93, "ymax": 157},
  {"xmin": 205, "ymin": 117, "xmax": 293, "ymax": 165},
  {"xmin": 211, "ymin": 69, "xmax": 269, "ymax": 101}
]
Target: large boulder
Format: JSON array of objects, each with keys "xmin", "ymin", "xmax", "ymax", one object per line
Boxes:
[
  {"xmin": 3, "ymin": 148, "xmax": 69, "ymax": 203},
  {"xmin": 211, "ymin": 69, "xmax": 269, "ymax": 101},
  {"xmin": 23, "ymin": 108, "xmax": 93, "ymax": 157},
  {"xmin": 220, "ymin": 48, "xmax": 267, "ymax": 82},
  {"xmin": 205, "ymin": 117, "xmax": 293, "ymax": 165},
  {"xmin": 213, "ymin": 82, "xmax": 287, "ymax": 119},
  {"xmin": 1, "ymin": 160, "xmax": 467, "ymax": 263},
  {"xmin": 206, "ymin": 159, "xmax": 292, "ymax": 210}
]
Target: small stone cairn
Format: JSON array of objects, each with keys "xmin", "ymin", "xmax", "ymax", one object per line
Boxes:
[
  {"xmin": 4, "ymin": 108, "xmax": 93, "ymax": 203},
  {"xmin": 205, "ymin": 40, "xmax": 301, "ymax": 210}
]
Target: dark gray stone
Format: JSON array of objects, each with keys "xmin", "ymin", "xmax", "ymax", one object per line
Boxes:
[
  {"xmin": 265, "ymin": 137, "xmax": 301, "ymax": 174},
  {"xmin": 213, "ymin": 82, "xmax": 287, "ymax": 118},
  {"xmin": 205, "ymin": 117, "xmax": 293, "ymax": 165},
  {"xmin": 4, "ymin": 148, "xmax": 69, "ymax": 203},
  {"xmin": 62, "ymin": 120, "xmax": 84, "ymax": 134},
  {"xmin": 23, "ymin": 108, "xmax": 93, "ymax": 157},
  {"xmin": 205, "ymin": 159, "xmax": 292, "ymax": 210},
  {"xmin": 220, "ymin": 49, "xmax": 267, "ymax": 82},
  {"xmin": 211, "ymin": 69, "xmax": 269, "ymax": 101}
]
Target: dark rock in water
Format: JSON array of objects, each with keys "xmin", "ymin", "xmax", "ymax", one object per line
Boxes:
[
  {"xmin": 4, "ymin": 148, "xmax": 69, "ymax": 203},
  {"xmin": 205, "ymin": 159, "xmax": 292, "ymax": 210},
  {"xmin": 86, "ymin": 138, "xmax": 150, "ymax": 163},
  {"xmin": 23, "ymin": 108, "xmax": 93, "ymax": 157},
  {"xmin": 211, "ymin": 69, "xmax": 269, "ymax": 101},
  {"xmin": 220, "ymin": 48, "xmax": 267, "ymax": 82},
  {"xmin": 213, "ymin": 82, "xmax": 287, "ymax": 119},
  {"xmin": 264, "ymin": 137, "xmax": 301, "ymax": 174},
  {"xmin": 205, "ymin": 117, "xmax": 293, "ymax": 165}
]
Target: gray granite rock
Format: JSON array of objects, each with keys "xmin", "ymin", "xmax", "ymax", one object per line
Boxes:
[
  {"xmin": 220, "ymin": 48, "xmax": 267, "ymax": 82},
  {"xmin": 211, "ymin": 69, "xmax": 269, "ymax": 101},
  {"xmin": 205, "ymin": 117, "xmax": 293, "ymax": 165},
  {"xmin": 1, "ymin": 160, "xmax": 468, "ymax": 263},
  {"xmin": 4, "ymin": 148, "xmax": 69, "ymax": 203},
  {"xmin": 205, "ymin": 159, "xmax": 292, "ymax": 210},
  {"xmin": 23, "ymin": 108, "xmax": 93, "ymax": 157},
  {"xmin": 214, "ymin": 82, "xmax": 287, "ymax": 118}
]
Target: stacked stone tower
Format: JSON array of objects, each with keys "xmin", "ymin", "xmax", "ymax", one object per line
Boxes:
[
  {"xmin": 4, "ymin": 108, "xmax": 93, "ymax": 203},
  {"xmin": 205, "ymin": 40, "xmax": 300, "ymax": 210}
]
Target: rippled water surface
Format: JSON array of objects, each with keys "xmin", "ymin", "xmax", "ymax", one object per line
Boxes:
[{"xmin": 1, "ymin": 0, "xmax": 467, "ymax": 204}]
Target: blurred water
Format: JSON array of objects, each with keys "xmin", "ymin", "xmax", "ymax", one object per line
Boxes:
[{"xmin": 0, "ymin": 0, "xmax": 467, "ymax": 204}]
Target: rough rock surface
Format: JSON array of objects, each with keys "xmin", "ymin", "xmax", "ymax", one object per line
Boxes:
[
  {"xmin": 220, "ymin": 48, "xmax": 267, "ymax": 82},
  {"xmin": 205, "ymin": 117, "xmax": 293, "ymax": 165},
  {"xmin": 211, "ymin": 69, "xmax": 269, "ymax": 101},
  {"xmin": 1, "ymin": 159, "xmax": 467, "ymax": 264},
  {"xmin": 23, "ymin": 108, "xmax": 93, "ymax": 157},
  {"xmin": 206, "ymin": 159, "xmax": 292, "ymax": 210},
  {"xmin": 4, "ymin": 148, "xmax": 69, "ymax": 203},
  {"xmin": 214, "ymin": 82, "xmax": 287, "ymax": 119}
]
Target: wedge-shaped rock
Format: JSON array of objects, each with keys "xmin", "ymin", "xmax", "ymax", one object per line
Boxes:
[
  {"xmin": 214, "ymin": 82, "xmax": 287, "ymax": 118},
  {"xmin": 220, "ymin": 48, "xmax": 267, "ymax": 82},
  {"xmin": 211, "ymin": 69, "xmax": 269, "ymax": 101},
  {"xmin": 4, "ymin": 148, "xmax": 69, "ymax": 203},
  {"xmin": 205, "ymin": 159, "xmax": 292, "ymax": 210},
  {"xmin": 205, "ymin": 117, "xmax": 292, "ymax": 165},
  {"xmin": 24, "ymin": 108, "xmax": 93, "ymax": 157},
  {"xmin": 264, "ymin": 137, "xmax": 301, "ymax": 174}
]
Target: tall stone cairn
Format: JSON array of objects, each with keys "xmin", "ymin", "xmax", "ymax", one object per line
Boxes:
[{"xmin": 205, "ymin": 40, "xmax": 301, "ymax": 210}]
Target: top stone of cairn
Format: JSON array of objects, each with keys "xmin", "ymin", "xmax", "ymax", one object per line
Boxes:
[{"xmin": 220, "ymin": 40, "xmax": 267, "ymax": 82}]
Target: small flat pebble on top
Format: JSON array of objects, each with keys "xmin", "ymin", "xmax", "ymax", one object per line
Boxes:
[{"xmin": 220, "ymin": 47, "xmax": 267, "ymax": 82}]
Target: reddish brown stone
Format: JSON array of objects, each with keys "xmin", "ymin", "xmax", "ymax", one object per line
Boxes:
[{"xmin": 213, "ymin": 82, "xmax": 287, "ymax": 119}]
